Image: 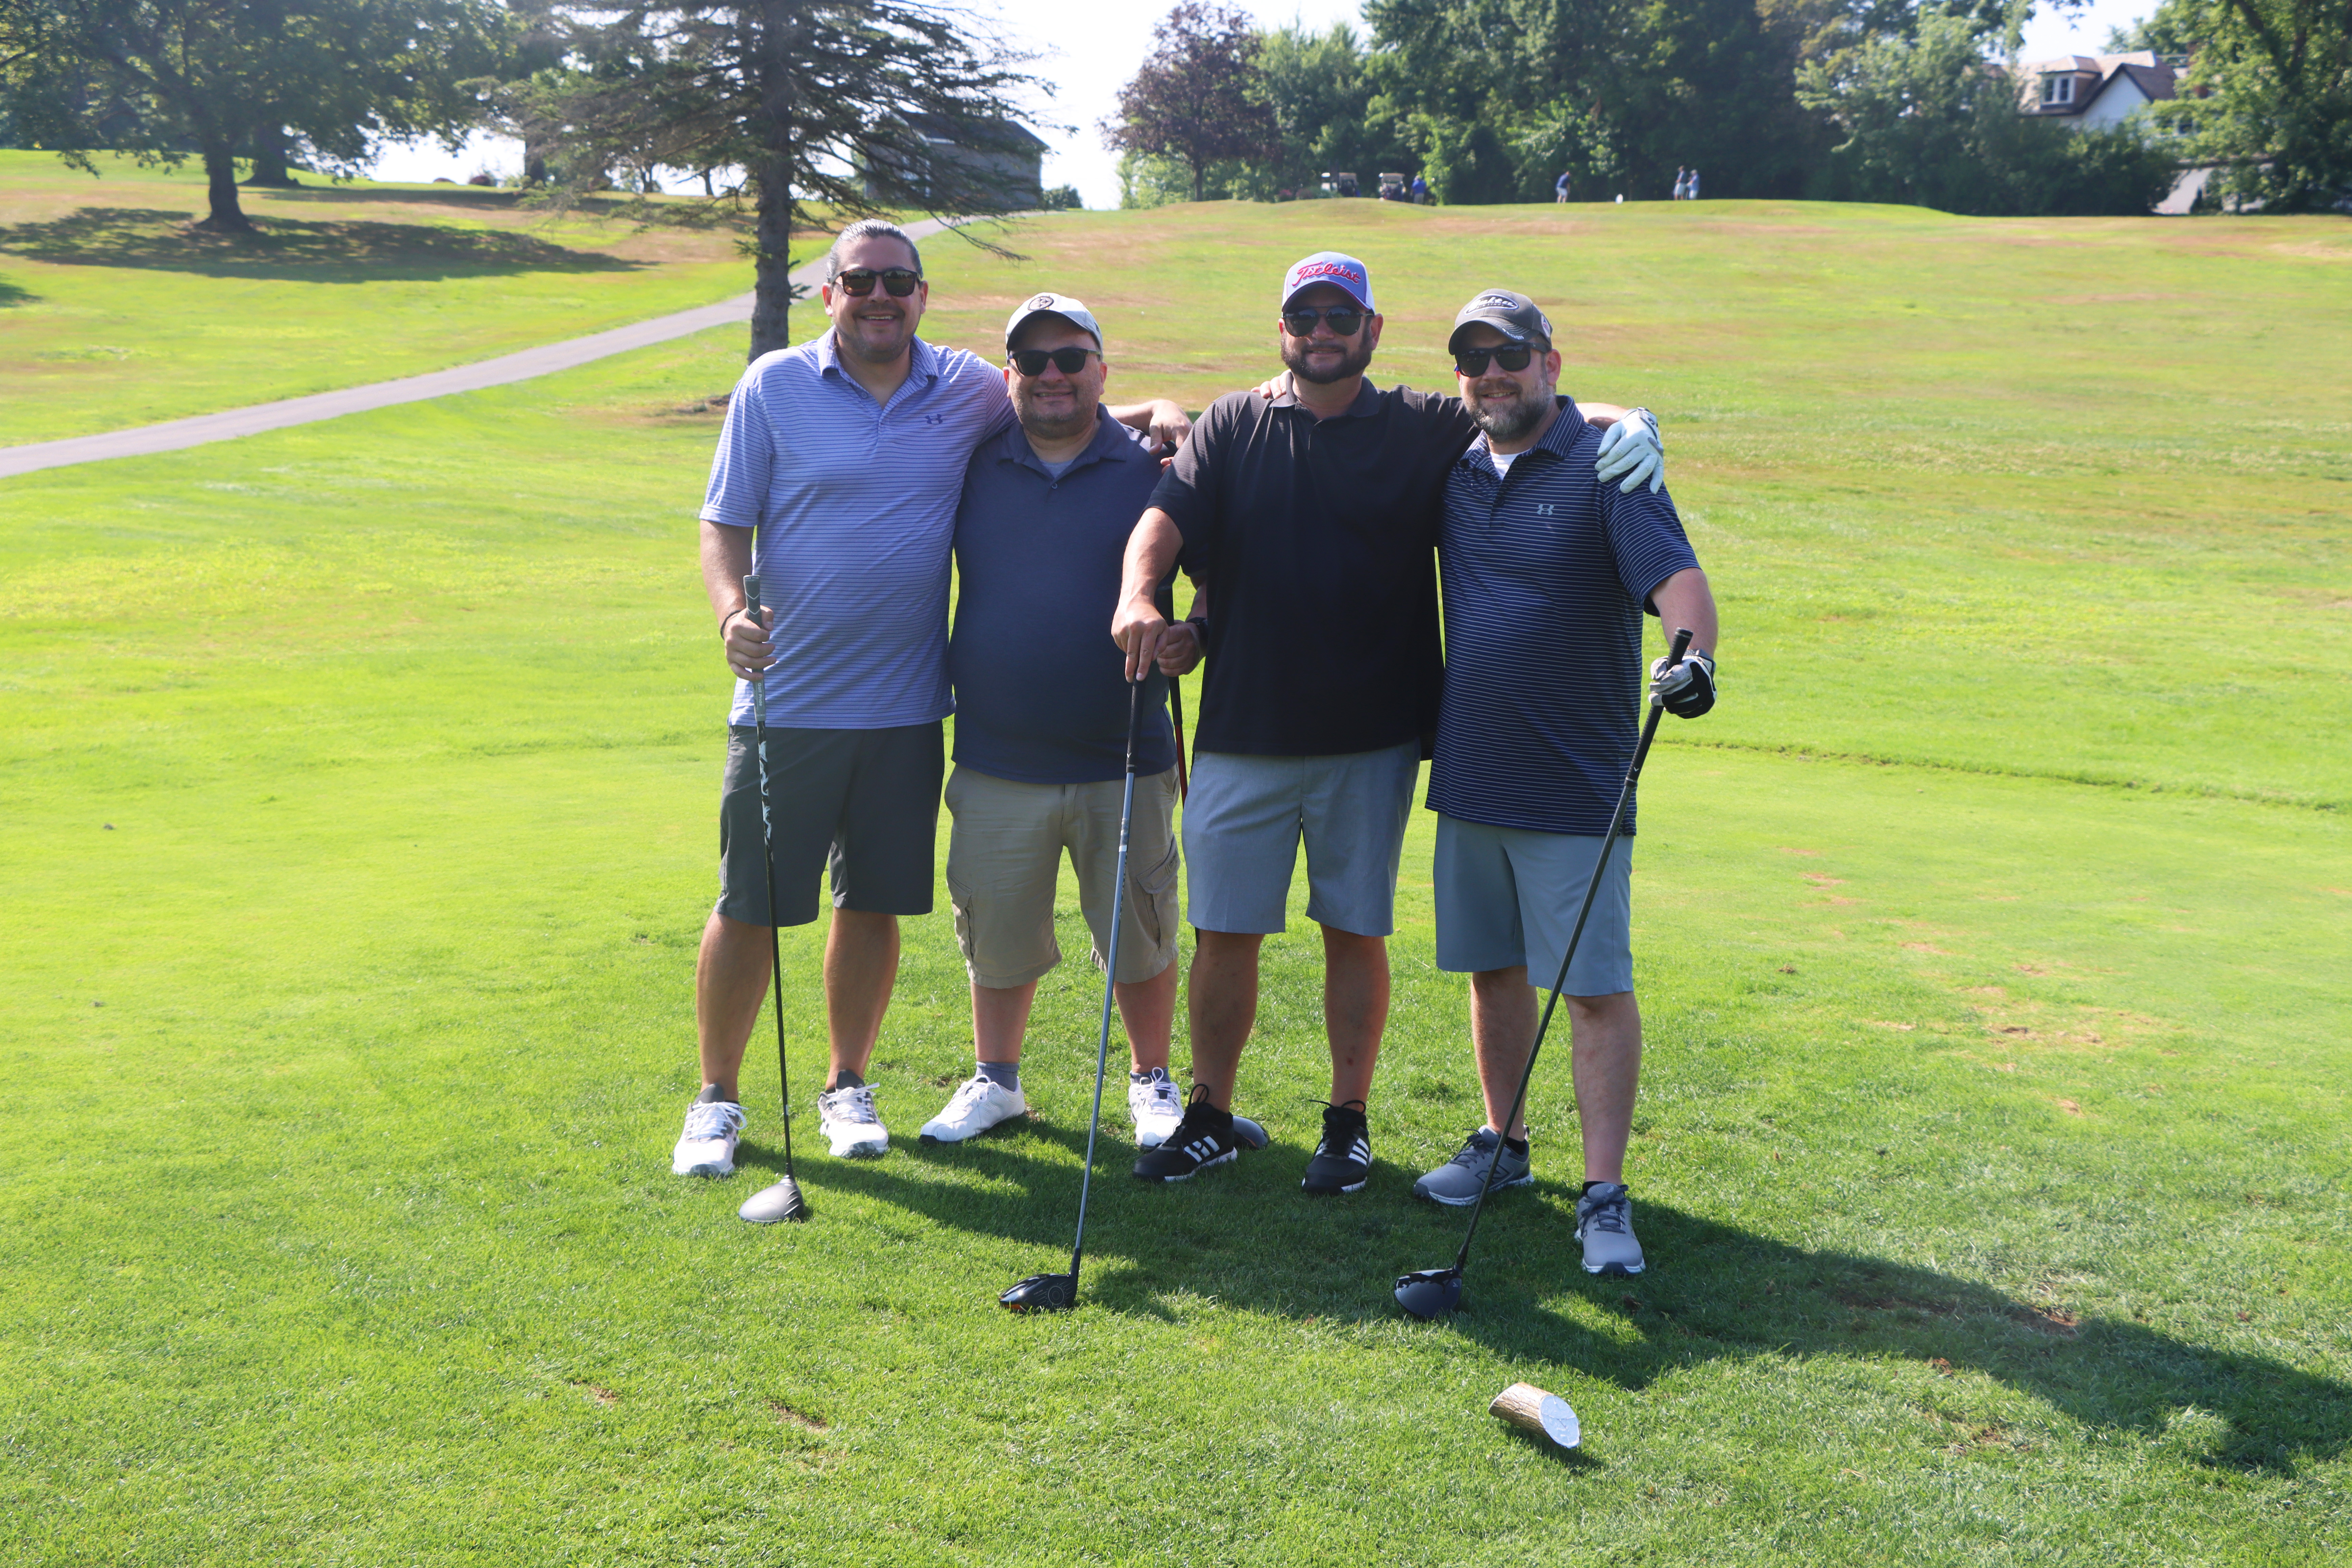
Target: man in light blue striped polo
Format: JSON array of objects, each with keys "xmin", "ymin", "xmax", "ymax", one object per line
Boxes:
[
  {"xmin": 1409, "ymin": 289, "xmax": 1720, "ymax": 1279},
  {"xmin": 672, "ymin": 219, "xmax": 1192, "ymax": 1183}
]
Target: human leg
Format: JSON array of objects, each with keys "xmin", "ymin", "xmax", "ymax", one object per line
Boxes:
[
  {"xmin": 1184, "ymin": 929, "xmax": 1262, "ymax": 1109},
  {"xmin": 1568, "ymin": 990, "xmax": 1641, "ymax": 1183}
]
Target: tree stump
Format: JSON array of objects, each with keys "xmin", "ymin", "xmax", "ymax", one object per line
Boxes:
[{"xmin": 1489, "ymin": 1382, "xmax": 1580, "ymax": 1448}]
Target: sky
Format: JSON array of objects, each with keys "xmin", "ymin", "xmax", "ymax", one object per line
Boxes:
[{"xmin": 369, "ymin": 0, "xmax": 2157, "ymax": 207}]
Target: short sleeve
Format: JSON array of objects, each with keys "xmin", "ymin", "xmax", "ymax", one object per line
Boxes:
[
  {"xmin": 1149, "ymin": 394, "xmax": 1239, "ymax": 576},
  {"xmin": 699, "ymin": 364, "xmax": 774, "ymax": 530},
  {"xmin": 1601, "ymin": 483, "xmax": 1701, "ymax": 610}
]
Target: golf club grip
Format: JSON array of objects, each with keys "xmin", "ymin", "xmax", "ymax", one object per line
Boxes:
[
  {"xmin": 742, "ymin": 573, "xmax": 763, "ymax": 619},
  {"xmin": 1666, "ymin": 625, "xmax": 1693, "ymax": 666},
  {"xmin": 1123, "ymin": 672, "xmax": 1144, "ymax": 773}
]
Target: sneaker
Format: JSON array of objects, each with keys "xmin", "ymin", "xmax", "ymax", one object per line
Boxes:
[
  {"xmin": 1127, "ymin": 1069, "xmax": 1184, "ymax": 1148},
  {"xmin": 671, "ymin": 1094, "xmax": 745, "ymax": 1177},
  {"xmin": 1302, "ymin": 1100, "xmax": 1371, "ymax": 1195},
  {"xmin": 919, "ymin": 1075, "xmax": 1027, "ymax": 1144},
  {"xmin": 817, "ymin": 1081, "xmax": 889, "ymax": 1158},
  {"xmin": 1575, "ymin": 1181, "xmax": 1645, "ymax": 1276},
  {"xmin": 1132, "ymin": 1085, "xmax": 1241, "ymax": 1181},
  {"xmin": 1412, "ymin": 1127, "xmax": 1532, "ymax": 1207}
]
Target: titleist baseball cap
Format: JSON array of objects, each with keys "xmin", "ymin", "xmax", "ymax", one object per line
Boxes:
[
  {"xmin": 1448, "ymin": 289, "xmax": 1553, "ymax": 353},
  {"xmin": 1279, "ymin": 251, "xmax": 1376, "ymax": 313},
  {"xmin": 1004, "ymin": 291, "xmax": 1103, "ymax": 349}
]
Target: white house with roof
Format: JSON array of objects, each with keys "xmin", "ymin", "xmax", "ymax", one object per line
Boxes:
[{"xmin": 2018, "ymin": 50, "xmax": 2184, "ymax": 131}]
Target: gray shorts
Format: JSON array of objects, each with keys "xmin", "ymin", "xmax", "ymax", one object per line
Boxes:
[
  {"xmin": 716, "ymin": 722, "xmax": 943, "ymax": 928},
  {"xmin": 1183, "ymin": 741, "xmax": 1420, "ymax": 937},
  {"xmin": 1432, "ymin": 814, "xmax": 1635, "ymax": 996},
  {"xmin": 943, "ymin": 764, "xmax": 1181, "ymax": 988}
]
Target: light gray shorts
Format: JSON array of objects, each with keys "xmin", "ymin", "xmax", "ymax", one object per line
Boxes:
[
  {"xmin": 942, "ymin": 764, "xmax": 1180, "ymax": 988},
  {"xmin": 1432, "ymin": 814, "xmax": 1635, "ymax": 996},
  {"xmin": 1183, "ymin": 741, "xmax": 1420, "ymax": 937}
]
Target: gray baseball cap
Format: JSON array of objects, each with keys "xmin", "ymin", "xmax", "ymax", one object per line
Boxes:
[
  {"xmin": 1004, "ymin": 291, "xmax": 1103, "ymax": 350},
  {"xmin": 1448, "ymin": 289, "xmax": 1552, "ymax": 353}
]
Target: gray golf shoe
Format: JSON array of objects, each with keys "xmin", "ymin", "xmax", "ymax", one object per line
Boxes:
[
  {"xmin": 1413, "ymin": 1127, "xmax": 1532, "ymax": 1207},
  {"xmin": 1575, "ymin": 1181, "xmax": 1644, "ymax": 1275}
]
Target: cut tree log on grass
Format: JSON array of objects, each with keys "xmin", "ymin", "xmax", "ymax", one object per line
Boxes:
[{"xmin": 1490, "ymin": 1383, "xmax": 1580, "ymax": 1449}]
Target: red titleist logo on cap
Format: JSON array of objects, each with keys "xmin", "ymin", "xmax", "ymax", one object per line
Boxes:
[{"xmin": 1294, "ymin": 262, "xmax": 1363, "ymax": 283}]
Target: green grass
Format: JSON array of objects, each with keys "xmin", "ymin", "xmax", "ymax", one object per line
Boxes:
[
  {"xmin": 0, "ymin": 151, "xmax": 777, "ymax": 444},
  {"xmin": 2, "ymin": 198, "xmax": 2348, "ymax": 1565}
]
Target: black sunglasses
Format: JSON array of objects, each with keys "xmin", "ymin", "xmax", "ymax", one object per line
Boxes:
[
  {"xmin": 834, "ymin": 267, "xmax": 922, "ymax": 297},
  {"xmin": 1281, "ymin": 305, "xmax": 1365, "ymax": 337},
  {"xmin": 1454, "ymin": 344, "xmax": 1536, "ymax": 376},
  {"xmin": 1009, "ymin": 346, "xmax": 1102, "ymax": 377}
]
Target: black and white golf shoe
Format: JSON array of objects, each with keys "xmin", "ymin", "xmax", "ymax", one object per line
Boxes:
[
  {"xmin": 1302, "ymin": 1100, "xmax": 1371, "ymax": 1195},
  {"xmin": 1132, "ymin": 1085, "xmax": 1242, "ymax": 1182}
]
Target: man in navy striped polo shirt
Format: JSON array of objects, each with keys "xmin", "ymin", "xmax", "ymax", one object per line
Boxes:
[
  {"xmin": 1408, "ymin": 289, "xmax": 1719, "ymax": 1279},
  {"xmin": 673, "ymin": 220, "xmax": 1191, "ymax": 1185}
]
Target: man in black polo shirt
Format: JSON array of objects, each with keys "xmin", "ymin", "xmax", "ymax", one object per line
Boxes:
[{"xmin": 1110, "ymin": 252, "xmax": 1665, "ymax": 1195}]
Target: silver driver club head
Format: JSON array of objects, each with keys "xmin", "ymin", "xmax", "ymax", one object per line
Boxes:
[{"xmin": 738, "ymin": 1176, "xmax": 809, "ymax": 1224}]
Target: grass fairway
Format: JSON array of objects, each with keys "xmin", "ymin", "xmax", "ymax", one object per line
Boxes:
[
  {"xmin": 2, "ymin": 199, "xmax": 2348, "ymax": 1564},
  {"xmin": 0, "ymin": 152, "xmax": 770, "ymax": 445}
]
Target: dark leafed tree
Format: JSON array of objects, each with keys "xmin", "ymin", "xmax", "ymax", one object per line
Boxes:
[
  {"xmin": 484, "ymin": 2, "xmax": 1048, "ymax": 361},
  {"xmin": 0, "ymin": 0, "xmax": 502, "ymax": 231},
  {"xmin": 2164, "ymin": 0, "xmax": 2352, "ymax": 210},
  {"xmin": 1104, "ymin": 3, "xmax": 1279, "ymax": 203}
]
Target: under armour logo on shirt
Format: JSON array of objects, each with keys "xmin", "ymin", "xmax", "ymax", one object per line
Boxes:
[
  {"xmin": 1535, "ymin": 503, "xmax": 1557, "ymax": 516},
  {"xmin": 923, "ymin": 413, "xmax": 949, "ymax": 425}
]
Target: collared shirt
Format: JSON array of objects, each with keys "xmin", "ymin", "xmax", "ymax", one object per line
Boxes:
[
  {"xmin": 1428, "ymin": 396, "xmax": 1701, "ymax": 836},
  {"xmin": 949, "ymin": 408, "xmax": 1175, "ymax": 784},
  {"xmin": 700, "ymin": 333, "xmax": 1013, "ymax": 728},
  {"xmin": 1149, "ymin": 378, "xmax": 1477, "ymax": 757}
]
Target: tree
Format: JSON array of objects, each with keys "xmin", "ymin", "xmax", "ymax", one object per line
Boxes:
[
  {"xmin": 2161, "ymin": 0, "xmax": 2352, "ymax": 210},
  {"xmin": 482, "ymin": 3, "xmax": 1045, "ymax": 361},
  {"xmin": 1104, "ymin": 3, "xmax": 1279, "ymax": 203},
  {"xmin": 0, "ymin": 0, "xmax": 503, "ymax": 231},
  {"xmin": 1797, "ymin": 10, "xmax": 2180, "ymax": 213}
]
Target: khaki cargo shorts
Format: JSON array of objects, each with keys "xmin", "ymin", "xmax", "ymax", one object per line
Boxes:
[{"xmin": 942, "ymin": 764, "xmax": 1181, "ymax": 988}]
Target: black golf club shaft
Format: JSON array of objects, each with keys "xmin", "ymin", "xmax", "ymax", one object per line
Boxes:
[
  {"xmin": 1065, "ymin": 676, "xmax": 1148, "ymax": 1293},
  {"xmin": 743, "ymin": 571, "xmax": 801, "ymax": 1190},
  {"xmin": 1447, "ymin": 626, "xmax": 1694, "ymax": 1275}
]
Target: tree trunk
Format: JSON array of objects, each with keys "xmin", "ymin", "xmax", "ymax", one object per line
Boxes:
[
  {"xmin": 244, "ymin": 122, "xmax": 299, "ymax": 187},
  {"xmin": 749, "ymin": 152, "xmax": 795, "ymax": 361},
  {"xmin": 523, "ymin": 132, "xmax": 549, "ymax": 186},
  {"xmin": 1191, "ymin": 157, "xmax": 1205, "ymax": 202},
  {"xmin": 195, "ymin": 140, "xmax": 254, "ymax": 231}
]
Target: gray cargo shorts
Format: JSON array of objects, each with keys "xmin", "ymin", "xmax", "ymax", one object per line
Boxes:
[{"xmin": 716, "ymin": 721, "xmax": 943, "ymax": 928}]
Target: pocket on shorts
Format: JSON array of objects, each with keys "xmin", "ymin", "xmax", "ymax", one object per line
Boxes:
[
  {"xmin": 1128, "ymin": 835, "xmax": 1180, "ymax": 952},
  {"xmin": 947, "ymin": 875, "xmax": 979, "ymax": 965}
]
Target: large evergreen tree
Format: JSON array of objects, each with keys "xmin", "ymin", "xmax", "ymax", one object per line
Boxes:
[{"xmin": 485, "ymin": 2, "xmax": 1044, "ymax": 360}]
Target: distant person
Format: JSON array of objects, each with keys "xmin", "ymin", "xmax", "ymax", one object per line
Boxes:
[
  {"xmin": 1687, "ymin": 168, "xmax": 1701, "ymax": 200},
  {"xmin": 1412, "ymin": 174, "xmax": 1430, "ymax": 205},
  {"xmin": 1407, "ymin": 289, "xmax": 1719, "ymax": 1281},
  {"xmin": 1672, "ymin": 167, "xmax": 1689, "ymax": 201},
  {"xmin": 1555, "ymin": 170, "xmax": 1572, "ymax": 203},
  {"xmin": 1110, "ymin": 253, "xmax": 1667, "ymax": 1198},
  {"xmin": 918, "ymin": 292, "xmax": 1202, "ymax": 1151},
  {"xmin": 673, "ymin": 221, "xmax": 1190, "ymax": 1181}
]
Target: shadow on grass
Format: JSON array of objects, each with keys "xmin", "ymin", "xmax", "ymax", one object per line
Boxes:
[
  {"xmin": 0, "ymin": 206, "xmax": 647, "ymax": 280},
  {"xmin": 0, "ymin": 274, "xmax": 31, "ymax": 307},
  {"xmin": 740, "ymin": 1130, "xmax": 2351, "ymax": 1479}
]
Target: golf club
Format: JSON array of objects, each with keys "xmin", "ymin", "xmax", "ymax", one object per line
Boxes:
[
  {"xmin": 736, "ymin": 570, "xmax": 809, "ymax": 1225},
  {"xmin": 1170, "ymin": 678, "xmax": 1189, "ymax": 803},
  {"xmin": 1001, "ymin": 676, "xmax": 1146, "ymax": 1310},
  {"xmin": 1395, "ymin": 626, "xmax": 1694, "ymax": 1318}
]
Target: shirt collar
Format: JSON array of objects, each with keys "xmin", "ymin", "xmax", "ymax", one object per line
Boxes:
[
  {"xmin": 1459, "ymin": 394, "xmax": 1588, "ymax": 470},
  {"xmin": 990, "ymin": 406, "xmax": 1146, "ymax": 476},
  {"xmin": 816, "ymin": 331, "xmax": 938, "ymax": 384},
  {"xmin": 1270, "ymin": 375, "xmax": 1384, "ymax": 418}
]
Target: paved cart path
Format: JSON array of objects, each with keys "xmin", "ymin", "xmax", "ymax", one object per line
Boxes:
[{"xmin": 0, "ymin": 216, "xmax": 966, "ymax": 481}]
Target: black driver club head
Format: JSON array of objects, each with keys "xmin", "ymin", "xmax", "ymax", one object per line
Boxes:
[
  {"xmin": 1000, "ymin": 1272, "xmax": 1079, "ymax": 1312},
  {"xmin": 1394, "ymin": 1267, "xmax": 1464, "ymax": 1319},
  {"xmin": 738, "ymin": 1176, "xmax": 810, "ymax": 1224}
]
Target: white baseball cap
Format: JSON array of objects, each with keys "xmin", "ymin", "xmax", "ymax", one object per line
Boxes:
[{"xmin": 1004, "ymin": 291, "xmax": 1103, "ymax": 349}]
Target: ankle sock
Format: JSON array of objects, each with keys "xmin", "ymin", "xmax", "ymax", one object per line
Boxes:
[
  {"xmin": 828, "ymin": 1068, "xmax": 865, "ymax": 1093},
  {"xmin": 1130, "ymin": 1067, "xmax": 1172, "ymax": 1085},
  {"xmin": 1581, "ymin": 1179, "xmax": 1624, "ymax": 1197},
  {"xmin": 975, "ymin": 1059, "xmax": 1020, "ymax": 1092},
  {"xmin": 1503, "ymin": 1135, "xmax": 1529, "ymax": 1157},
  {"xmin": 697, "ymin": 1083, "xmax": 738, "ymax": 1105}
]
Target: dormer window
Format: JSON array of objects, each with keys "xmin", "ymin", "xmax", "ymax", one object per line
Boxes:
[{"xmin": 2041, "ymin": 74, "xmax": 2076, "ymax": 105}]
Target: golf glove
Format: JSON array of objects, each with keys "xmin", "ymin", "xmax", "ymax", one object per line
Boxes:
[
  {"xmin": 1594, "ymin": 408, "xmax": 1664, "ymax": 494},
  {"xmin": 1649, "ymin": 648, "xmax": 1716, "ymax": 717}
]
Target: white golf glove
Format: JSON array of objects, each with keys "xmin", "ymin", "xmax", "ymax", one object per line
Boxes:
[{"xmin": 1594, "ymin": 407, "xmax": 1664, "ymax": 494}]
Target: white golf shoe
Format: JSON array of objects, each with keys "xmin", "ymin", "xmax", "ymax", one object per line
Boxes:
[
  {"xmin": 1128, "ymin": 1070, "xmax": 1184, "ymax": 1148},
  {"xmin": 919, "ymin": 1075, "xmax": 1027, "ymax": 1143},
  {"xmin": 816, "ymin": 1081, "xmax": 890, "ymax": 1158},
  {"xmin": 671, "ymin": 1095, "xmax": 744, "ymax": 1177}
]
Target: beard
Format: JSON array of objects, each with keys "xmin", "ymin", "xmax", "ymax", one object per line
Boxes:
[
  {"xmin": 1012, "ymin": 389, "xmax": 1095, "ymax": 442},
  {"xmin": 1279, "ymin": 332, "xmax": 1375, "ymax": 386},
  {"xmin": 1467, "ymin": 381, "xmax": 1553, "ymax": 443}
]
